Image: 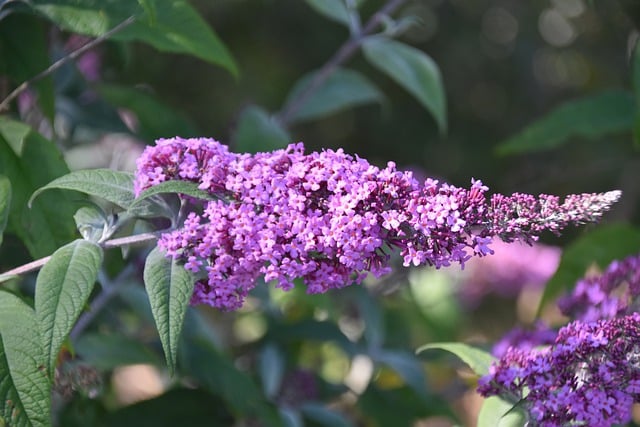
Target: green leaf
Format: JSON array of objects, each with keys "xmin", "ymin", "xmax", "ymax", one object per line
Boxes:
[
  {"xmin": 0, "ymin": 176, "xmax": 11, "ymax": 247},
  {"xmin": 258, "ymin": 344, "xmax": 285, "ymax": 398},
  {"xmin": 371, "ymin": 350, "xmax": 429, "ymax": 400},
  {"xmin": 497, "ymin": 90, "xmax": 635, "ymax": 155},
  {"xmin": 538, "ymin": 223, "xmax": 640, "ymax": 312},
  {"xmin": 130, "ymin": 180, "xmax": 217, "ymax": 212},
  {"xmin": 284, "ymin": 68, "xmax": 384, "ymax": 123},
  {"xmin": 0, "ymin": 117, "xmax": 78, "ymax": 258},
  {"xmin": 0, "ymin": 291, "xmax": 51, "ymax": 427},
  {"xmin": 33, "ymin": 0, "xmax": 238, "ymax": 76},
  {"xmin": 29, "ymin": 169, "xmax": 135, "ymax": 209},
  {"xmin": 234, "ymin": 105, "xmax": 290, "ymax": 153},
  {"xmin": 96, "ymin": 83, "xmax": 198, "ymax": 142},
  {"xmin": 0, "ymin": 13, "xmax": 55, "ymax": 122},
  {"xmin": 178, "ymin": 334, "xmax": 281, "ymax": 426},
  {"xmin": 74, "ymin": 205, "xmax": 108, "ymax": 243},
  {"xmin": 362, "ymin": 36, "xmax": 447, "ymax": 134},
  {"xmin": 477, "ymin": 396, "xmax": 526, "ymax": 427},
  {"xmin": 35, "ymin": 239, "xmax": 103, "ymax": 377},
  {"xmin": 143, "ymin": 246, "xmax": 194, "ymax": 374},
  {"xmin": 303, "ymin": 0, "xmax": 352, "ymax": 26},
  {"xmin": 74, "ymin": 333, "xmax": 161, "ymax": 370},
  {"xmin": 416, "ymin": 342, "xmax": 495, "ymax": 377}
]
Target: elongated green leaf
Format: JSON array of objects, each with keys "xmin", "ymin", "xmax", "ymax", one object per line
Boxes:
[
  {"xmin": 0, "ymin": 176, "xmax": 11, "ymax": 247},
  {"xmin": 362, "ymin": 36, "xmax": 447, "ymax": 133},
  {"xmin": 33, "ymin": 0, "xmax": 238, "ymax": 76},
  {"xmin": 29, "ymin": 169, "xmax": 135, "ymax": 209},
  {"xmin": 0, "ymin": 117, "xmax": 78, "ymax": 258},
  {"xmin": 0, "ymin": 13, "xmax": 55, "ymax": 121},
  {"xmin": 373, "ymin": 350, "xmax": 429, "ymax": 400},
  {"xmin": 96, "ymin": 83, "xmax": 198, "ymax": 142},
  {"xmin": 130, "ymin": 180, "xmax": 216, "ymax": 211},
  {"xmin": 304, "ymin": 0, "xmax": 351, "ymax": 25},
  {"xmin": 0, "ymin": 291, "xmax": 50, "ymax": 427},
  {"xmin": 258, "ymin": 344, "xmax": 285, "ymax": 399},
  {"xmin": 416, "ymin": 342, "xmax": 495, "ymax": 377},
  {"xmin": 284, "ymin": 68, "xmax": 384, "ymax": 123},
  {"xmin": 497, "ymin": 90, "xmax": 635, "ymax": 155},
  {"xmin": 477, "ymin": 396, "xmax": 526, "ymax": 427},
  {"xmin": 538, "ymin": 224, "xmax": 640, "ymax": 312},
  {"xmin": 179, "ymin": 329, "xmax": 281, "ymax": 425},
  {"xmin": 143, "ymin": 246, "xmax": 194, "ymax": 374},
  {"xmin": 234, "ymin": 106, "xmax": 290, "ymax": 153},
  {"xmin": 35, "ymin": 239, "xmax": 103, "ymax": 376}
]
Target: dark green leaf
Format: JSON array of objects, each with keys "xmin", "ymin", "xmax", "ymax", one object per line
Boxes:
[
  {"xmin": 104, "ymin": 388, "xmax": 234, "ymax": 427},
  {"xmin": 129, "ymin": 180, "xmax": 216, "ymax": 213},
  {"xmin": 497, "ymin": 90, "xmax": 635, "ymax": 155},
  {"xmin": 362, "ymin": 36, "xmax": 447, "ymax": 133},
  {"xmin": 0, "ymin": 13, "xmax": 55, "ymax": 121},
  {"xmin": 96, "ymin": 83, "xmax": 198, "ymax": 142},
  {"xmin": 74, "ymin": 333, "xmax": 161, "ymax": 371},
  {"xmin": 33, "ymin": 0, "xmax": 238, "ymax": 75},
  {"xmin": 416, "ymin": 342, "xmax": 495, "ymax": 377},
  {"xmin": 371, "ymin": 350, "xmax": 429, "ymax": 400},
  {"xmin": 538, "ymin": 223, "xmax": 640, "ymax": 312},
  {"xmin": 35, "ymin": 239, "xmax": 103, "ymax": 377},
  {"xmin": 29, "ymin": 169, "xmax": 135, "ymax": 210},
  {"xmin": 0, "ymin": 117, "xmax": 78, "ymax": 258},
  {"xmin": 143, "ymin": 246, "xmax": 194, "ymax": 374},
  {"xmin": 478, "ymin": 396, "xmax": 526, "ymax": 427},
  {"xmin": 352, "ymin": 287, "xmax": 383, "ymax": 349},
  {"xmin": 0, "ymin": 176, "xmax": 11, "ymax": 247},
  {"xmin": 178, "ymin": 336, "xmax": 282, "ymax": 426},
  {"xmin": 303, "ymin": 0, "xmax": 351, "ymax": 26},
  {"xmin": 0, "ymin": 291, "xmax": 50, "ymax": 427},
  {"xmin": 284, "ymin": 68, "xmax": 384, "ymax": 123},
  {"xmin": 259, "ymin": 344, "xmax": 285, "ymax": 398},
  {"xmin": 300, "ymin": 403, "xmax": 354, "ymax": 427},
  {"xmin": 234, "ymin": 106, "xmax": 290, "ymax": 153}
]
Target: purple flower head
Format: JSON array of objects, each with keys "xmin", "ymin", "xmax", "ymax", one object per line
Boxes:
[
  {"xmin": 479, "ymin": 313, "xmax": 640, "ymax": 426},
  {"xmin": 558, "ymin": 253, "xmax": 640, "ymax": 322},
  {"xmin": 134, "ymin": 138, "xmax": 621, "ymax": 311},
  {"xmin": 492, "ymin": 321, "xmax": 557, "ymax": 358}
]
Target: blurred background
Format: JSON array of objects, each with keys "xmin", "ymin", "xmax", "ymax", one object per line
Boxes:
[{"xmin": 4, "ymin": 0, "xmax": 640, "ymax": 425}]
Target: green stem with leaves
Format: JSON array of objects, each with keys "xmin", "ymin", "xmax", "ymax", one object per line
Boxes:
[{"xmin": 276, "ymin": 0, "xmax": 408, "ymax": 126}]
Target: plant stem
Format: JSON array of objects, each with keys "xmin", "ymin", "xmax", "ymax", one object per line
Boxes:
[
  {"xmin": 276, "ymin": 0, "xmax": 408, "ymax": 126},
  {"xmin": 0, "ymin": 231, "xmax": 160, "ymax": 279},
  {"xmin": 0, "ymin": 16, "xmax": 136, "ymax": 113}
]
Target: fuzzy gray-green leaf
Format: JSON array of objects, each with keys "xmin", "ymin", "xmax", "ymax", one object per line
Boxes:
[
  {"xmin": 35, "ymin": 239, "xmax": 103, "ymax": 377},
  {"xmin": 0, "ymin": 291, "xmax": 50, "ymax": 427},
  {"xmin": 29, "ymin": 169, "xmax": 135, "ymax": 209},
  {"xmin": 143, "ymin": 246, "xmax": 194, "ymax": 374}
]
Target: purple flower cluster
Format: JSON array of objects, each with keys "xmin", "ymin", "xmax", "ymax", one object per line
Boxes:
[
  {"xmin": 478, "ymin": 313, "xmax": 640, "ymax": 426},
  {"xmin": 491, "ymin": 321, "xmax": 557, "ymax": 358},
  {"xmin": 134, "ymin": 137, "xmax": 620, "ymax": 311},
  {"xmin": 458, "ymin": 240, "xmax": 561, "ymax": 306},
  {"xmin": 558, "ymin": 253, "xmax": 640, "ymax": 322}
]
